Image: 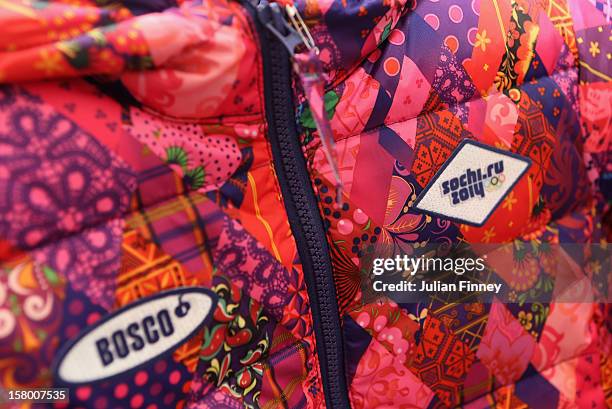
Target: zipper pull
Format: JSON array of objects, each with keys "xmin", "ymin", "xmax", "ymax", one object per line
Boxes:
[
  {"xmin": 258, "ymin": 3, "xmax": 344, "ymax": 204},
  {"xmin": 293, "ymin": 48, "xmax": 343, "ymax": 205},
  {"xmin": 256, "ymin": 1, "xmax": 304, "ymax": 54},
  {"xmin": 284, "ymin": 4, "xmax": 317, "ymax": 52}
]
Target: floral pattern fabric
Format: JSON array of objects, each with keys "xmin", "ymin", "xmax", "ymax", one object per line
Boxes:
[
  {"xmin": 296, "ymin": 0, "xmax": 611, "ymax": 407},
  {"xmin": 0, "ymin": 0, "xmax": 609, "ymax": 408}
]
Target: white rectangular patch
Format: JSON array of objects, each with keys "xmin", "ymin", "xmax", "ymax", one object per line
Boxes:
[{"xmin": 413, "ymin": 139, "xmax": 531, "ymax": 226}]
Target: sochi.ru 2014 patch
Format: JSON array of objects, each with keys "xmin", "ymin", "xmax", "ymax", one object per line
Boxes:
[
  {"xmin": 414, "ymin": 139, "xmax": 531, "ymax": 226},
  {"xmin": 53, "ymin": 287, "xmax": 217, "ymax": 385}
]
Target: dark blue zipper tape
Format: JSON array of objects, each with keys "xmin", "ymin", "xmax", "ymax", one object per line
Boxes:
[{"xmin": 241, "ymin": 1, "xmax": 351, "ymax": 407}]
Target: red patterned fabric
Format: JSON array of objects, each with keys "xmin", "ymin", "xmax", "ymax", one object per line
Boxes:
[{"xmin": 0, "ymin": 0, "xmax": 609, "ymax": 408}]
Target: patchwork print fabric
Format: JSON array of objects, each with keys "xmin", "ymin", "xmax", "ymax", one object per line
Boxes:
[
  {"xmin": 0, "ymin": 1, "xmax": 324, "ymax": 407},
  {"xmin": 0, "ymin": 0, "xmax": 610, "ymax": 408},
  {"xmin": 296, "ymin": 0, "xmax": 610, "ymax": 407}
]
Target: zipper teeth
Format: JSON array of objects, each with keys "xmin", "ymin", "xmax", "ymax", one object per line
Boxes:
[
  {"xmin": 243, "ymin": 2, "xmax": 350, "ymax": 407},
  {"xmin": 267, "ymin": 37, "xmax": 348, "ymax": 409},
  {"xmin": 268, "ymin": 50, "xmax": 346, "ymax": 407}
]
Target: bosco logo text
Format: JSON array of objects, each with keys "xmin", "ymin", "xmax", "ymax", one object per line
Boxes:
[{"xmin": 54, "ymin": 287, "xmax": 216, "ymax": 385}]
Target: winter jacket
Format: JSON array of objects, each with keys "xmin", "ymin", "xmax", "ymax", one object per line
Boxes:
[{"xmin": 0, "ymin": 0, "xmax": 610, "ymax": 408}]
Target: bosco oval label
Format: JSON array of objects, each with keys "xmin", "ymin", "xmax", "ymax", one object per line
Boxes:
[{"xmin": 54, "ymin": 287, "xmax": 217, "ymax": 385}]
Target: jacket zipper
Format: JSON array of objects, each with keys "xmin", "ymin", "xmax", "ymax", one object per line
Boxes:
[{"xmin": 240, "ymin": 1, "xmax": 350, "ymax": 408}]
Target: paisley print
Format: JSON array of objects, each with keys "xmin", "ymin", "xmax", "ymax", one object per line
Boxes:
[
  {"xmin": 194, "ymin": 275, "xmax": 274, "ymax": 409},
  {"xmin": 0, "ymin": 258, "xmax": 65, "ymax": 389}
]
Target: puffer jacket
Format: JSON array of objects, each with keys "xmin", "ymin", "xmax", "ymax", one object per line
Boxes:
[{"xmin": 0, "ymin": 0, "xmax": 610, "ymax": 408}]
